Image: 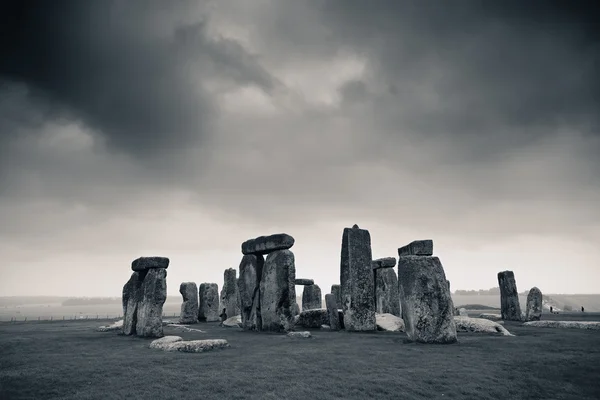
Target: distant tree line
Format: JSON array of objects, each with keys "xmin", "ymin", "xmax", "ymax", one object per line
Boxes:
[
  {"xmin": 61, "ymin": 297, "xmax": 121, "ymax": 306},
  {"xmin": 454, "ymin": 287, "xmax": 500, "ymax": 295}
]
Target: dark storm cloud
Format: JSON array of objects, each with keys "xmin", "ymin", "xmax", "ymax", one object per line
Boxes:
[{"xmin": 0, "ymin": 0, "xmax": 277, "ymax": 160}]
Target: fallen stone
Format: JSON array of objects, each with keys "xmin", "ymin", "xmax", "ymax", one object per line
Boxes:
[
  {"xmin": 331, "ymin": 284, "xmax": 341, "ymax": 308},
  {"xmin": 131, "ymin": 256, "xmax": 169, "ymax": 272},
  {"xmin": 498, "ymin": 270, "xmax": 522, "ymax": 321},
  {"xmin": 340, "ymin": 225, "xmax": 376, "ymax": 331},
  {"xmin": 371, "ymin": 257, "xmax": 397, "ymax": 269},
  {"xmin": 325, "ymin": 294, "xmax": 341, "ymax": 331},
  {"xmin": 398, "ymin": 240, "xmax": 433, "ymax": 257},
  {"xmin": 179, "ymin": 282, "xmax": 199, "ymax": 324},
  {"xmin": 297, "ymin": 309, "xmax": 329, "ymax": 329},
  {"xmin": 149, "ymin": 336, "xmax": 183, "ymax": 349},
  {"xmin": 122, "ymin": 272, "xmax": 141, "ymax": 335},
  {"xmin": 525, "ymin": 287, "xmax": 543, "ymax": 321},
  {"xmin": 459, "ymin": 308, "xmax": 468, "ymax": 317},
  {"xmin": 523, "ymin": 321, "xmax": 600, "ymax": 330},
  {"xmin": 223, "ymin": 315, "xmax": 242, "ymax": 328},
  {"xmin": 151, "ymin": 338, "xmax": 230, "ymax": 352},
  {"xmin": 302, "ymin": 284, "xmax": 322, "ymax": 310},
  {"xmin": 136, "ymin": 268, "xmax": 168, "ymax": 338},
  {"xmin": 165, "ymin": 324, "xmax": 206, "ymax": 333},
  {"xmin": 376, "ymin": 313, "xmax": 405, "ymax": 332},
  {"xmin": 321, "ymin": 325, "xmax": 330, "ymax": 329},
  {"xmin": 238, "ymin": 254, "xmax": 264, "ymax": 331},
  {"xmin": 375, "ymin": 267, "xmax": 401, "ymax": 317},
  {"xmin": 260, "ymin": 249, "xmax": 297, "ymax": 332},
  {"xmin": 241, "ymin": 233, "xmax": 295, "ymax": 255},
  {"xmin": 454, "ymin": 317, "xmax": 514, "ymax": 336},
  {"xmin": 294, "ymin": 278, "xmax": 314, "ymax": 286},
  {"xmin": 219, "ymin": 268, "xmax": 240, "ymax": 321},
  {"xmin": 287, "ymin": 331, "xmax": 311, "ymax": 338},
  {"xmin": 398, "ymin": 255, "xmax": 457, "ymax": 344},
  {"xmin": 479, "ymin": 313, "xmax": 502, "ymax": 321},
  {"xmin": 198, "ymin": 283, "xmax": 220, "ymax": 322},
  {"xmin": 97, "ymin": 319, "xmax": 124, "ymax": 332}
]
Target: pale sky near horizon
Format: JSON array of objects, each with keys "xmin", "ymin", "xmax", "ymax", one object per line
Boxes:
[{"xmin": 1, "ymin": 1, "xmax": 599, "ymax": 297}]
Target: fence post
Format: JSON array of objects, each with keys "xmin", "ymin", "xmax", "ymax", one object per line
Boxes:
[
  {"xmin": 38, "ymin": 316, "xmax": 40, "ymax": 321},
  {"xmin": 63, "ymin": 316, "xmax": 65, "ymax": 320},
  {"xmin": 50, "ymin": 316, "xmax": 53, "ymax": 321},
  {"xmin": 96, "ymin": 315, "xmax": 98, "ymax": 320},
  {"xmin": 24, "ymin": 317, "xmax": 27, "ymax": 322}
]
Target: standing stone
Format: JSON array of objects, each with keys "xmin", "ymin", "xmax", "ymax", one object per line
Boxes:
[
  {"xmin": 238, "ymin": 255, "xmax": 264, "ymax": 330},
  {"xmin": 123, "ymin": 272, "xmax": 142, "ymax": 335},
  {"xmin": 397, "ymin": 240, "xmax": 433, "ymax": 257},
  {"xmin": 241, "ymin": 233, "xmax": 295, "ymax": 255},
  {"xmin": 398, "ymin": 255, "xmax": 457, "ymax": 344},
  {"xmin": 260, "ymin": 249, "xmax": 296, "ymax": 332},
  {"xmin": 497, "ymin": 270, "xmax": 522, "ymax": 321},
  {"xmin": 302, "ymin": 284, "xmax": 322, "ymax": 310},
  {"xmin": 325, "ymin": 294, "xmax": 341, "ymax": 330},
  {"xmin": 220, "ymin": 268, "xmax": 240, "ymax": 319},
  {"xmin": 525, "ymin": 287, "xmax": 543, "ymax": 321},
  {"xmin": 340, "ymin": 224, "xmax": 376, "ymax": 331},
  {"xmin": 136, "ymin": 268, "xmax": 168, "ymax": 338},
  {"xmin": 331, "ymin": 284, "xmax": 341, "ymax": 309},
  {"xmin": 179, "ymin": 282, "xmax": 199, "ymax": 324},
  {"xmin": 375, "ymin": 268, "xmax": 401, "ymax": 317},
  {"xmin": 198, "ymin": 283, "xmax": 220, "ymax": 322}
]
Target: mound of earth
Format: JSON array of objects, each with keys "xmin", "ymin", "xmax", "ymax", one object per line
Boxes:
[
  {"xmin": 149, "ymin": 336, "xmax": 230, "ymax": 352},
  {"xmin": 523, "ymin": 321, "xmax": 600, "ymax": 330},
  {"xmin": 454, "ymin": 317, "xmax": 514, "ymax": 336},
  {"xmin": 456, "ymin": 304, "xmax": 499, "ymax": 310},
  {"xmin": 97, "ymin": 320, "xmax": 123, "ymax": 332},
  {"xmin": 375, "ymin": 313, "xmax": 405, "ymax": 332}
]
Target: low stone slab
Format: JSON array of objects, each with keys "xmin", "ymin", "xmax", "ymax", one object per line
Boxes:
[
  {"xmin": 454, "ymin": 317, "xmax": 514, "ymax": 336},
  {"xmin": 375, "ymin": 313, "xmax": 405, "ymax": 332},
  {"xmin": 523, "ymin": 321, "xmax": 600, "ymax": 330},
  {"xmin": 325, "ymin": 294, "xmax": 341, "ymax": 331},
  {"xmin": 297, "ymin": 309, "xmax": 329, "ymax": 329},
  {"xmin": 287, "ymin": 331, "xmax": 312, "ymax": 338},
  {"xmin": 223, "ymin": 315, "xmax": 242, "ymax": 328},
  {"xmin": 131, "ymin": 256, "xmax": 170, "ymax": 271},
  {"xmin": 479, "ymin": 313, "xmax": 502, "ymax": 321},
  {"xmin": 371, "ymin": 257, "xmax": 396, "ymax": 269},
  {"xmin": 97, "ymin": 320, "xmax": 124, "ymax": 332},
  {"xmin": 150, "ymin": 337, "xmax": 230, "ymax": 352},
  {"xmin": 294, "ymin": 279, "xmax": 314, "ymax": 286},
  {"xmin": 241, "ymin": 233, "xmax": 295, "ymax": 255},
  {"xmin": 397, "ymin": 240, "xmax": 433, "ymax": 257},
  {"xmin": 149, "ymin": 336, "xmax": 183, "ymax": 349}
]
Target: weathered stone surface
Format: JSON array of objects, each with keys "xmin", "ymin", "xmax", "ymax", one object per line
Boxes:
[
  {"xmin": 447, "ymin": 280, "xmax": 451, "ymax": 292},
  {"xmin": 331, "ymin": 284, "xmax": 341, "ymax": 308},
  {"xmin": 340, "ymin": 225, "xmax": 376, "ymax": 331},
  {"xmin": 291, "ymin": 302, "xmax": 300, "ymax": 317},
  {"xmin": 198, "ymin": 283, "xmax": 220, "ymax": 322},
  {"xmin": 179, "ymin": 282, "xmax": 198, "ymax": 324},
  {"xmin": 149, "ymin": 336, "xmax": 183, "ymax": 349},
  {"xmin": 222, "ymin": 315, "xmax": 242, "ymax": 328},
  {"xmin": 302, "ymin": 284, "xmax": 322, "ymax": 310},
  {"xmin": 260, "ymin": 249, "xmax": 297, "ymax": 332},
  {"xmin": 498, "ymin": 270, "xmax": 522, "ymax": 321},
  {"xmin": 523, "ymin": 321, "xmax": 600, "ymax": 330},
  {"xmin": 151, "ymin": 338, "xmax": 230, "ymax": 352},
  {"xmin": 287, "ymin": 331, "xmax": 311, "ymax": 338},
  {"xmin": 136, "ymin": 268, "xmax": 168, "ymax": 338},
  {"xmin": 479, "ymin": 313, "xmax": 502, "ymax": 321},
  {"xmin": 398, "ymin": 256, "xmax": 457, "ymax": 344},
  {"xmin": 241, "ymin": 233, "xmax": 295, "ymax": 255},
  {"xmin": 397, "ymin": 240, "xmax": 433, "ymax": 257},
  {"xmin": 525, "ymin": 287, "xmax": 543, "ymax": 321},
  {"xmin": 97, "ymin": 319, "xmax": 123, "ymax": 332},
  {"xmin": 238, "ymin": 254, "xmax": 264, "ymax": 331},
  {"xmin": 375, "ymin": 267, "xmax": 401, "ymax": 317},
  {"xmin": 294, "ymin": 278, "xmax": 314, "ymax": 286},
  {"xmin": 459, "ymin": 308, "xmax": 468, "ymax": 317},
  {"xmin": 371, "ymin": 257, "xmax": 397, "ymax": 269},
  {"xmin": 131, "ymin": 256, "xmax": 169, "ymax": 272},
  {"xmin": 454, "ymin": 317, "xmax": 514, "ymax": 336},
  {"xmin": 376, "ymin": 313, "xmax": 405, "ymax": 332},
  {"xmin": 297, "ymin": 309, "xmax": 329, "ymax": 328},
  {"xmin": 325, "ymin": 294, "xmax": 341, "ymax": 331},
  {"xmin": 219, "ymin": 268, "xmax": 240, "ymax": 320},
  {"xmin": 123, "ymin": 272, "xmax": 142, "ymax": 335}
]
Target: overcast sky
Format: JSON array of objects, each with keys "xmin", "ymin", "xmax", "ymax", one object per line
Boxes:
[{"xmin": 1, "ymin": 0, "xmax": 599, "ymax": 297}]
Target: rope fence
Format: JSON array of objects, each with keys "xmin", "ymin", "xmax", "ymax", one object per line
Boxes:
[{"xmin": 3, "ymin": 312, "xmax": 181, "ymax": 323}]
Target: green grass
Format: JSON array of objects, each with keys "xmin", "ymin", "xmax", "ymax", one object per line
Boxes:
[{"xmin": 1, "ymin": 316, "xmax": 600, "ymax": 400}]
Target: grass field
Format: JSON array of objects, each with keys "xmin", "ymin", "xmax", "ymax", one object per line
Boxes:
[{"xmin": 1, "ymin": 314, "xmax": 600, "ymax": 400}]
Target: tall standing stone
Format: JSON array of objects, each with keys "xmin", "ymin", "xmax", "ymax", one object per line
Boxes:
[
  {"xmin": 198, "ymin": 283, "xmax": 220, "ymax": 322},
  {"xmin": 238, "ymin": 254, "xmax": 264, "ymax": 330},
  {"xmin": 398, "ymin": 254, "xmax": 457, "ymax": 344},
  {"xmin": 375, "ymin": 268, "xmax": 401, "ymax": 317},
  {"xmin": 525, "ymin": 286, "xmax": 543, "ymax": 321},
  {"xmin": 220, "ymin": 268, "xmax": 240, "ymax": 319},
  {"xmin": 123, "ymin": 272, "xmax": 141, "ymax": 335},
  {"xmin": 179, "ymin": 282, "xmax": 199, "ymax": 324},
  {"xmin": 331, "ymin": 284, "xmax": 341, "ymax": 309},
  {"xmin": 325, "ymin": 294, "xmax": 341, "ymax": 330},
  {"xmin": 302, "ymin": 284, "xmax": 322, "ymax": 310},
  {"xmin": 136, "ymin": 268, "xmax": 168, "ymax": 338},
  {"xmin": 260, "ymin": 249, "xmax": 296, "ymax": 332},
  {"xmin": 498, "ymin": 270, "xmax": 522, "ymax": 321},
  {"xmin": 340, "ymin": 224, "xmax": 376, "ymax": 331}
]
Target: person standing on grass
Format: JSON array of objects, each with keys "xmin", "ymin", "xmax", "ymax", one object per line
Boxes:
[
  {"xmin": 550, "ymin": 306, "xmax": 553, "ymax": 313},
  {"xmin": 582, "ymin": 306, "xmax": 585, "ymax": 312}
]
